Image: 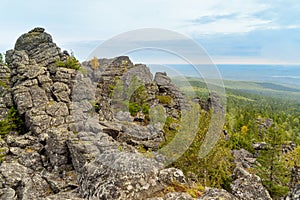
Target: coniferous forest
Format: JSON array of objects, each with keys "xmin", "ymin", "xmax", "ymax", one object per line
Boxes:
[{"xmin": 163, "ymin": 77, "xmax": 300, "ymax": 199}]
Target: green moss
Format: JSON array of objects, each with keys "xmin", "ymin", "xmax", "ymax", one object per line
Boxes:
[
  {"xmin": 163, "ymin": 181, "xmax": 204, "ymax": 198},
  {"xmin": 0, "ymin": 80, "xmax": 7, "ymax": 88},
  {"xmin": 156, "ymin": 95, "xmax": 172, "ymax": 105}
]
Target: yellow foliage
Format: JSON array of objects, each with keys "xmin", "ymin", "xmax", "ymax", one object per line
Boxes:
[
  {"xmin": 241, "ymin": 125, "xmax": 248, "ymax": 134},
  {"xmin": 90, "ymin": 56, "xmax": 100, "ymax": 70}
]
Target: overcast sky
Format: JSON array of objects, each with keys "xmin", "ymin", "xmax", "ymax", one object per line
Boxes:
[{"xmin": 1, "ymin": 0, "xmax": 300, "ymax": 64}]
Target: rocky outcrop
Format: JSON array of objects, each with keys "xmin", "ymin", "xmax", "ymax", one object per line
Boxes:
[
  {"xmin": 232, "ymin": 148, "xmax": 256, "ymax": 169},
  {"xmin": 0, "ymin": 28, "xmax": 79, "ymax": 199},
  {"xmin": 230, "ymin": 167, "xmax": 272, "ymax": 200},
  {"xmin": 284, "ymin": 166, "xmax": 300, "ymax": 200},
  {"xmin": 0, "ymin": 27, "xmax": 277, "ymax": 200},
  {"xmin": 0, "ymin": 28, "xmax": 199, "ymax": 199}
]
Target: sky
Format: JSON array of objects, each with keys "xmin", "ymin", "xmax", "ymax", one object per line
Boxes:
[{"xmin": 1, "ymin": 0, "xmax": 300, "ymax": 64}]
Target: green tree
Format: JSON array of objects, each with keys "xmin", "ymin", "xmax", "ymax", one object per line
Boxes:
[{"xmin": 255, "ymin": 126, "xmax": 290, "ymax": 199}]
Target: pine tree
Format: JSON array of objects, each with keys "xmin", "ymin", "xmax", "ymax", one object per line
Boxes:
[{"xmin": 255, "ymin": 125, "xmax": 290, "ymax": 199}]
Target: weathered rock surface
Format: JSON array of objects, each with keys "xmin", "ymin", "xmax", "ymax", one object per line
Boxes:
[
  {"xmin": 284, "ymin": 166, "xmax": 300, "ymax": 200},
  {"xmin": 197, "ymin": 188, "xmax": 238, "ymax": 200},
  {"xmin": 230, "ymin": 167, "xmax": 272, "ymax": 200},
  {"xmin": 0, "ymin": 28, "xmax": 78, "ymax": 199},
  {"xmin": 232, "ymin": 148, "xmax": 256, "ymax": 168}
]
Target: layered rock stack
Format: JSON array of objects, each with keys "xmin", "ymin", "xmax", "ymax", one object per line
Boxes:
[
  {"xmin": 0, "ymin": 28, "xmax": 200, "ymax": 200},
  {"xmin": 0, "ymin": 27, "xmax": 286, "ymax": 200}
]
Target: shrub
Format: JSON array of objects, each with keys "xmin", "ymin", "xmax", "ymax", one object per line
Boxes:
[
  {"xmin": 0, "ymin": 106, "xmax": 25, "ymax": 135},
  {"xmin": 90, "ymin": 56, "xmax": 100, "ymax": 70},
  {"xmin": 0, "ymin": 53, "xmax": 4, "ymax": 65},
  {"xmin": 56, "ymin": 56, "xmax": 81, "ymax": 70}
]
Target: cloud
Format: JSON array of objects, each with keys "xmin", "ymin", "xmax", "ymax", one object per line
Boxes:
[
  {"xmin": 1, "ymin": 0, "xmax": 300, "ymax": 64},
  {"xmin": 191, "ymin": 14, "xmax": 239, "ymax": 24}
]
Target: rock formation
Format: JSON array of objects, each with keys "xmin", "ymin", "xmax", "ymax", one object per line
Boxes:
[
  {"xmin": 0, "ymin": 27, "xmax": 199, "ymax": 200},
  {"xmin": 0, "ymin": 27, "xmax": 288, "ymax": 200}
]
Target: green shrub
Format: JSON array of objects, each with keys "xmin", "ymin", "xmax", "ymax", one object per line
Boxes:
[
  {"xmin": 56, "ymin": 56, "xmax": 81, "ymax": 70},
  {"xmin": 227, "ymin": 132, "xmax": 255, "ymax": 153},
  {"xmin": 0, "ymin": 106, "xmax": 26, "ymax": 135},
  {"xmin": 263, "ymin": 181, "xmax": 289, "ymax": 199},
  {"xmin": 0, "ymin": 53, "xmax": 4, "ymax": 65},
  {"xmin": 129, "ymin": 102, "xmax": 140, "ymax": 116}
]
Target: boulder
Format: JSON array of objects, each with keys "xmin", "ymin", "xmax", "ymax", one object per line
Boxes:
[
  {"xmin": 230, "ymin": 167, "xmax": 272, "ymax": 200},
  {"xmin": 232, "ymin": 148, "xmax": 256, "ymax": 168}
]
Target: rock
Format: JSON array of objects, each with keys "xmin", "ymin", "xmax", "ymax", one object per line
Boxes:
[
  {"xmin": 253, "ymin": 142, "xmax": 267, "ymax": 150},
  {"xmin": 15, "ymin": 27, "xmax": 52, "ymax": 53},
  {"xmin": 67, "ymin": 131, "xmax": 117, "ymax": 172},
  {"xmin": 114, "ymin": 111, "xmax": 134, "ymax": 122},
  {"xmin": 45, "ymin": 127, "xmax": 73, "ymax": 169},
  {"xmin": 197, "ymin": 188, "xmax": 238, "ymax": 200},
  {"xmin": 117, "ymin": 122, "xmax": 165, "ymax": 150},
  {"xmin": 282, "ymin": 141, "xmax": 297, "ymax": 154},
  {"xmin": 12, "ymin": 85, "xmax": 33, "ymax": 114},
  {"xmin": 284, "ymin": 184, "xmax": 300, "ymax": 200},
  {"xmin": 46, "ymin": 101, "xmax": 69, "ymax": 117},
  {"xmin": 0, "ymin": 162, "xmax": 50, "ymax": 199},
  {"xmin": 121, "ymin": 63, "xmax": 153, "ymax": 90},
  {"xmin": 2, "ymin": 27, "xmax": 283, "ymax": 200},
  {"xmin": 230, "ymin": 167, "xmax": 272, "ymax": 200},
  {"xmin": 285, "ymin": 166, "xmax": 300, "ymax": 200},
  {"xmin": 0, "ymin": 188, "xmax": 17, "ymax": 200},
  {"xmin": 78, "ymin": 151, "xmax": 164, "ymax": 199},
  {"xmin": 154, "ymin": 72, "xmax": 189, "ymax": 114},
  {"xmin": 41, "ymin": 170, "xmax": 78, "ymax": 194},
  {"xmin": 42, "ymin": 191, "xmax": 84, "ymax": 200},
  {"xmin": 18, "ymin": 150, "xmax": 43, "ymax": 170},
  {"xmin": 164, "ymin": 192, "xmax": 193, "ymax": 200},
  {"xmin": 159, "ymin": 168, "xmax": 186, "ymax": 185},
  {"xmin": 51, "ymin": 82, "xmax": 71, "ymax": 102},
  {"xmin": 232, "ymin": 149, "xmax": 256, "ymax": 168}
]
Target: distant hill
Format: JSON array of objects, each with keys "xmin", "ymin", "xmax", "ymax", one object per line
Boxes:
[{"xmin": 172, "ymin": 77, "xmax": 300, "ymax": 101}]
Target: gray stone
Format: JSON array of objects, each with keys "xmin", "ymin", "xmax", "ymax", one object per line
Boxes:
[
  {"xmin": 30, "ymin": 85, "xmax": 48, "ymax": 107},
  {"xmin": 46, "ymin": 101, "xmax": 69, "ymax": 116},
  {"xmin": 15, "ymin": 27, "xmax": 52, "ymax": 54},
  {"xmin": 42, "ymin": 190, "xmax": 84, "ymax": 200},
  {"xmin": 78, "ymin": 151, "xmax": 163, "ymax": 199},
  {"xmin": 232, "ymin": 149, "xmax": 256, "ymax": 168},
  {"xmin": 45, "ymin": 127, "xmax": 72, "ymax": 168},
  {"xmin": 164, "ymin": 192, "xmax": 193, "ymax": 200},
  {"xmin": 41, "ymin": 170, "xmax": 78, "ymax": 194},
  {"xmin": 230, "ymin": 167, "xmax": 272, "ymax": 200},
  {"xmin": 197, "ymin": 188, "xmax": 238, "ymax": 200},
  {"xmin": 52, "ymin": 82, "xmax": 71, "ymax": 102},
  {"xmin": 159, "ymin": 168, "xmax": 186, "ymax": 185},
  {"xmin": 0, "ymin": 188, "xmax": 17, "ymax": 200}
]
